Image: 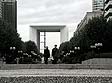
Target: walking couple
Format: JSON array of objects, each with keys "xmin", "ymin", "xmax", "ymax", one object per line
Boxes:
[{"xmin": 44, "ymin": 45, "xmax": 59, "ymax": 64}]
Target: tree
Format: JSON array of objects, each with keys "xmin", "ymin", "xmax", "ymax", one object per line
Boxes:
[
  {"xmin": 59, "ymin": 41, "xmax": 71, "ymax": 53},
  {"xmin": 23, "ymin": 40, "xmax": 41, "ymax": 64},
  {"xmin": 103, "ymin": 19, "xmax": 112, "ymax": 52},
  {"xmin": 84, "ymin": 16, "xmax": 107, "ymax": 46},
  {"xmin": 0, "ymin": 19, "xmax": 23, "ymax": 63},
  {"xmin": 59, "ymin": 16, "xmax": 109, "ymax": 62},
  {"xmin": 59, "ymin": 16, "xmax": 112, "ymax": 63},
  {"xmin": 24, "ymin": 40, "xmax": 39, "ymax": 54},
  {"xmin": 70, "ymin": 16, "xmax": 107, "ymax": 52}
]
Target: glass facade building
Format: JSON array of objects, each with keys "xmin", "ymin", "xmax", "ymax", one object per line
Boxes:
[
  {"xmin": 104, "ymin": 0, "xmax": 112, "ymax": 20},
  {"xmin": 92, "ymin": 0, "xmax": 104, "ymax": 12},
  {"xmin": 0, "ymin": 0, "xmax": 17, "ymax": 30}
]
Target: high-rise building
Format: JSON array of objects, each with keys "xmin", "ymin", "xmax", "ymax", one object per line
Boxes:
[
  {"xmin": 0, "ymin": 1, "xmax": 2, "ymax": 18},
  {"xmin": 1, "ymin": 0, "xmax": 17, "ymax": 31},
  {"xmin": 104, "ymin": 0, "xmax": 112, "ymax": 20},
  {"xmin": 76, "ymin": 12, "xmax": 102, "ymax": 32},
  {"xmin": 92, "ymin": 0, "xmax": 104, "ymax": 12}
]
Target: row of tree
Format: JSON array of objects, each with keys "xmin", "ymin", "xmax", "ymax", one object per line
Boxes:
[
  {"xmin": 59, "ymin": 16, "xmax": 112, "ymax": 62},
  {"xmin": 0, "ymin": 19, "xmax": 40, "ymax": 64},
  {"xmin": 1, "ymin": 16, "xmax": 112, "ymax": 64}
]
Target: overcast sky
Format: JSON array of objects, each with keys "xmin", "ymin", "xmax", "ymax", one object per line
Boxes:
[{"xmin": 17, "ymin": 0, "xmax": 92, "ymax": 52}]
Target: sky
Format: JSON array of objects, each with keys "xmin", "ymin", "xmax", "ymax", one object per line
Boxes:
[{"xmin": 17, "ymin": 0, "xmax": 92, "ymax": 52}]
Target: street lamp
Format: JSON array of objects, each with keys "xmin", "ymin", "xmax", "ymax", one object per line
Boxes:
[
  {"xmin": 95, "ymin": 43, "xmax": 103, "ymax": 57},
  {"xmin": 74, "ymin": 46, "xmax": 80, "ymax": 55},
  {"xmin": 18, "ymin": 50, "xmax": 23, "ymax": 58},
  {"xmin": 10, "ymin": 47, "xmax": 16, "ymax": 56},
  {"xmin": 90, "ymin": 45, "xmax": 96, "ymax": 57},
  {"xmin": 10, "ymin": 47, "xmax": 16, "ymax": 51},
  {"xmin": 95, "ymin": 43, "xmax": 103, "ymax": 47},
  {"xmin": 74, "ymin": 46, "xmax": 81, "ymax": 63},
  {"xmin": 9, "ymin": 47, "xmax": 16, "ymax": 63},
  {"xmin": 17, "ymin": 50, "xmax": 23, "ymax": 64},
  {"xmin": 74, "ymin": 47, "xmax": 80, "ymax": 50},
  {"xmin": 90, "ymin": 45, "xmax": 96, "ymax": 49}
]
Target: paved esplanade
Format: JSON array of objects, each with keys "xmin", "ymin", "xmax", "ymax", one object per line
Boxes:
[
  {"xmin": 1, "ymin": 69, "xmax": 112, "ymax": 83},
  {"xmin": 0, "ymin": 69, "xmax": 112, "ymax": 77}
]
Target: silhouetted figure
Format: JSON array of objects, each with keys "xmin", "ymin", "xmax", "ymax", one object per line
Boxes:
[
  {"xmin": 52, "ymin": 45, "xmax": 59, "ymax": 64},
  {"xmin": 44, "ymin": 46, "xmax": 50, "ymax": 64}
]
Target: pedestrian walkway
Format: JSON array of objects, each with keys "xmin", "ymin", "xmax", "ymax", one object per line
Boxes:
[{"xmin": 0, "ymin": 69, "xmax": 112, "ymax": 83}]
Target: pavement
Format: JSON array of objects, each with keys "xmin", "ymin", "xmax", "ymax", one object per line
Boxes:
[{"xmin": 0, "ymin": 69, "xmax": 112, "ymax": 77}]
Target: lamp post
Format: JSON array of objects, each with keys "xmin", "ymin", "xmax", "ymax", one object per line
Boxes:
[
  {"xmin": 10, "ymin": 47, "xmax": 16, "ymax": 50},
  {"xmin": 10, "ymin": 47, "xmax": 16, "ymax": 63},
  {"xmin": 74, "ymin": 46, "xmax": 81, "ymax": 63},
  {"xmin": 90, "ymin": 45, "xmax": 96, "ymax": 57},
  {"xmin": 95, "ymin": 43, "xmax": 103, "ymax": 58},
  {"xmin": 10, "ymin": 47, "xmax": 16, "ymax": 56},
  {"xmin": 74, "ymin": 47, "xmax": 80, "ymax": 51},
  {"xmin": 74, "ymin": 46, "xmax": 80, "ymax": 55},
  {"xmin": 18, "ymin": 50, "xmax": 23, "ymax": 57},
  {"xmin": 18, "ymin": 50, "xmax": 23, "ymax": 64}
]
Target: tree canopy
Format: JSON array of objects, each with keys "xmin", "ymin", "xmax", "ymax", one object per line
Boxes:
[
  {"xmin": 59, "ymin": 16, "xmax": 112, "ymax": 62},
  {"xmin": 24, "ymin": 40, "xmax": 39, "ymax": 55},
  {"xmin": 0, "ymin": 19, "xmax": 22, "ymax": 53},
  {"xmin": 69, "ymin": 16, "xmax": 108, "ymax": 52}
]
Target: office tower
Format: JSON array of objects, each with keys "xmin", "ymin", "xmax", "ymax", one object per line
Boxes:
[
  {"xmin": 76, "ymin": 12, "xmax": 102, "ymax": 32},
  {"xmin": 104, "ymin": 0, "xmax": 112, "ymax": 20},
  {"xmin": 1, "ymin": 0, "xmax": 17, "ymax": 31},
  {"xmin": 92, "ymin": 0, "xmax": 104, "ymax": 12},
  {"xmin": 0, "ymin": 1, "xmax": 2, "ymax": 18}
]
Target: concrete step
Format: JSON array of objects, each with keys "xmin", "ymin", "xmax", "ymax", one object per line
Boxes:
[{"xmin": 1, "ymin": 64, "xmax": 112, "ymax": 70}]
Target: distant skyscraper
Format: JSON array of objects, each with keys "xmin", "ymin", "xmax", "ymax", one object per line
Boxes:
[
  {"xmin": 92, "ymin": 0, "xmax": 104, "ymax": 12},
  {"xmin": 104, "ymin": 0, "xmax": 112, "ymax": 20},
  {"xmin": 1, "ymin": 0, "xmax": 17, "ymax": 31},
  {"xmin": 0, "ymin": 1, "xmax": 2, "ymax": 18}
]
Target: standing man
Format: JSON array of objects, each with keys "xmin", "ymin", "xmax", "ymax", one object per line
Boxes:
[
  {"xmin": 44, "ymin": 46, "xmax": 50, "ymax": 64},
  {"xmin": 52, "ymin": 45, "xmax": 59, "ymax": 64}
]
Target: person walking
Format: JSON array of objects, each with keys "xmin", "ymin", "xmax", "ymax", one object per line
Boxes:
[
  {"xmin": 52, "ymin": 45, "xmax": 59, "ymax": 64},
  {"xmin": 44, "ymin": 46, "xmax": 50, "ymax": 64}
]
